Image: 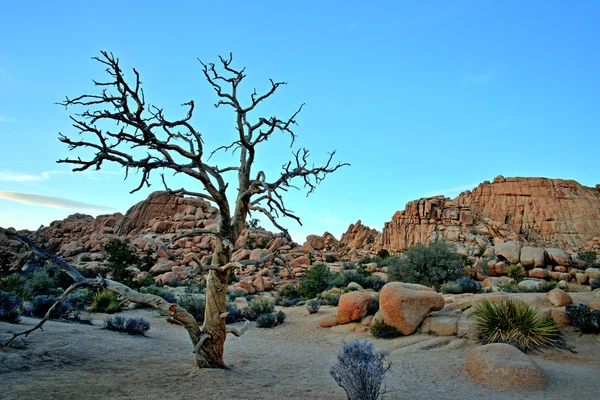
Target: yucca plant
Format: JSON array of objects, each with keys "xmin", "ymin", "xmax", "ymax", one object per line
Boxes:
[
  {"xmin": 91, "ymin": 290, "xmax": 121, "ymax": 313},
  {"xmin": 0, "ymin": 274, "xmax": 32, "ymax": 299},
  {"xmin": 472, "ymin": 299, "xmax": 565, "ymax": 353},
  {"xmin": 507, "ymin": 264, "xmax": 524, "ymax": 283}
]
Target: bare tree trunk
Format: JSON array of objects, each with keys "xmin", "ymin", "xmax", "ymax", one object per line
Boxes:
[{"xmin": 196, "ymin": 239, "xmax": 232, "ymax": 368}]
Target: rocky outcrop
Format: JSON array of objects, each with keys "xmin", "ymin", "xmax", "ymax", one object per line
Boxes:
[
  {"xmin": 465, "ymin": 343, "xmax": 548, "ymax": 390},
  {"xmin": 381, "ymin": 176, "xmax": 600, "ymax": 254},
  {"xmin": 339, "ymin": 220, "xmax": 380, "ymax": 251}
]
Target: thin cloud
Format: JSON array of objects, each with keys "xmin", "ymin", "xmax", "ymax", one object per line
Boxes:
[
  {"xmin": 425, "ymin": 183, "xmax": 479, "ymax": 198},
  {"xmin": 0, "ymin": 171, "xmax": 43, "ymax": 182},
  {"xmin": 0, "ymin": 169, "xmax": 123, "ymax": 182},
  {"xmin": 0, "ymin": 113, "xmax": 16, "ymax": 123},
  {"xmin": 0, "ymin": 191, "xmax": 116, "ymax": 212}
]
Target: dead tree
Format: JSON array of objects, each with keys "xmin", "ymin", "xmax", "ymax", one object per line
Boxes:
[{"xmin": 48, "ymin": 51, "xmax": 347, "ymax": 368}]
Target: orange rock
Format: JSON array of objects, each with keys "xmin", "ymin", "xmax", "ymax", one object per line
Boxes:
[
  {"xmin": 379, "ymin": 282, "xmax": 444, "ymax": 335},
  {"xmin": 547, "ymin": 289, "xmax": 572, "ymax": 307},
  {"xmin": 336, "ymin": 292, "xmax": 374, "ymax": 324},
  {"xmin": 319, "ymin": 314, "xmax": 339, "ymax": 328}
]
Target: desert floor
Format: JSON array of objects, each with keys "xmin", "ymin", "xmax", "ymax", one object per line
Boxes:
[{"xmin": 1, "ymin": 305, "xmax": 599, "ymax": 400}]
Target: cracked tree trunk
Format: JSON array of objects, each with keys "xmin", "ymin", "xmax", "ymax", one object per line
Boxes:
[{"xmin": 195, "ymin": 240, "xmax": 232, "ymax": 369}]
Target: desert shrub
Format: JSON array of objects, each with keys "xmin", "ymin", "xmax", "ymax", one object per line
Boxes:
[
  {"xmin": 299, "ymin": 264, "xmax": 331, "ymax": 299},
  {"xmin": 0, "ymin": 274, "xmax": 31, "ymax": 299},
  {"xmin": 25, "ymin": 270, "xmax": 59, "ymax": 296},
  {"xmin": 440, "ymin": 281, "xmax": 462, "ymax": 294},
  {"xmin": 26, "ymin": 295, "xmax": 72, "ymax": 319},
  {"xmin": 386, "ymin": 241, "xmax": 465, "ymax": 289},
  {"xmin": 577, "ymin": 251, "xmax": 598, "ymax": 267},
  {"xmin": 341, "ymin": 270, "xmax": 366, "ymax": 287},
  {"xmin": 102, "ymin": 238, "xmax": 140, "ymax": 283},
  {"xmin": 473, "ymin": 299, "xmax": 565, "ymax": 353},
  {"xmin": 440, "ymin": 276, "xmax": 482, "ymax": 294},
  {"xmin": 370, "ymin": 321, "xmax": 401, "ymax": 339},
  {"xmin": 90, "ymin": 290, "xmax": 121, "ymax": 313},
  {"xmin": 225, "ymin": 302, "xmax": 242, "ymax": 324},
  {"xmin": 227, "ymin": 289, "xmax": 247, "ymax": 300},
  {"xmin": 498, "ymin": 283, "xmax": 518, "ymax": 293},
  {"xmin": 136, "ymin": 274, "xmax": 157, "ymax": 289},
  {"xmin": 256, "ymin": 311, "xmax": 286, "ymax": 328},
  {"xmin": 330, "ymin": 340, "xmax": 391, "ymax": 400},
  {"xmin": 565, "ymin": 303, "xmax": 600, "ymax": 333},
  {"xmin": 280, "ymin": 284, "xmax": 301, "ymax": 299},
  {"xmin": 591, "ymin": 277, "xmax": 600, "ymax": 291},
  {"xmin": 79, "ymin": 254, "xmax": 93, "ymax": 262},
  {"xmin": 0, "ymin": 291, "xmax": 23, "ymax": 323},
  {"xmin": 325, "ymin": 254, "xmax": 337, "ymax": 263},
  {"xmin": 66, "ymin": 288, "xmax": 94, "ymax": 311},
  {"xmin": 279, "ymin": 297, "xmax": 301, "ymax": 307},
  {"xmin": 507, "ymin": 263, "xmax": 524, "ymax": 283},
  {"xmin": 104, "ymin": 315, "xmax": 150, "ymax": 335},
  {"xmin": 244, "ymin": 236, "xmax": 256, "ymax": 249},
  {"xmin": 327, "ymin": 273, "xmax": 345, "ymax": 289},
  {"xmin": 359, "ymin": 256, "xmax": 379, "ymax": 265},
  {"xmin": 138, "ymin": 248, "xmax": 156, "ymax": 272},
  {"xmin": 177, "ymin": 294, "xmax": 206, "ymax": 321},
  {"xmin": 140, "ymin": 285, "xmax": 176, "ymax": 303},
  {"xmin": 377, "ymin": 249, "xmax": 390, "ymax": 259},
  {"xmin": 0, "ymin": 250, "xmax": 16, "ymax": 276},
  {"xmin": 364, "ymin": 275, "xmax": 386, "ymax": 291},
  {"xmin": 323, "ymin": 293, "xmax": 340, "ymax": 306},
  {"xmin": 306, "ymin": 298, "xmax": 321, "ymax": 314},
  {"xmin": 185, "ymin": 283, "xmax": 205, "ymax": 294},
  {"xmin": 367, "ymin": 298, "xmax": 380, "ymax": 315},
  {"xmin": 249, "ymin": 298, "xmax": 275, "ymax": 316},
  {"xmin": 341, "ymin": 261, "xmax": 356, "ymax": 270}
]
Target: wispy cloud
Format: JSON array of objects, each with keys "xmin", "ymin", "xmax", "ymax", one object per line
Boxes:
[
  {"xmin": 0, "ymin": 113, "xmax": 16, "ymax": 123},
  {"xmin": 424, "ymin": 183, "xmax": 479, "ymax": 198},
  {"xmin": 0, "ymin": 191, "xmax": 115, "ymax": 212},
  {"xmin": 0, "ymin": 171, "xmax": 43, "ymax": 182},
  {"xmin": 0, "ymin": 169, "xmax": 123, "ymax": 182},
  {"xmin": 462, "ymin": 71, "xmax": 494, "ymax": 84}
]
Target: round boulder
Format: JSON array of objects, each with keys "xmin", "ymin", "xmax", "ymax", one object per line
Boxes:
[
  {"xmin": 465, "ymin": 343, "xmax": 548, "ymax": 390},
  {"xmin": 379, "ymin": 282, "xmax": 444, "ymax": 335},
  {"xmin": 547, "ymin": 289, "xmax": 572, "ymax": 307},
  {"xmin": 336, "ymin": 291, "xmax": 374, "ymax": 324}
]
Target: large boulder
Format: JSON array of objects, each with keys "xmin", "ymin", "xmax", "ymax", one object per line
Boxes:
[
  {"xmin": 546, "ymin": 248, "xmax": 571, "ymax": 266},
  {"xmin": 465, "ymin": 343, "xmax": 548, "ymax": 390},
  {"xmin": 305, "ymin": 235, "xmax": 325, "ymax": 251},
  {"xmin": 336, "ymin": 292, "xmax": 374, "ymax": 324},
  {"xmin": 519, "ymin": 246, "xmax": 545, "ymax": 269},
  {"xmin": 379, "ymin": 282, "xmax": 444, "ymax": 335},
  {"xmin": 547, "ymin": 289, "xmax": 572, "ymax": 307},
  {"xmin": 482, "ymin": 276, "xmax": 516, "ymax": 289},
  {"xmin": 495, "ymin": 241, "xmax": 523, "ymax": 264},
  {"xmin": 149, "ymin": 259, "xmax": 176, "ymax": 275}
]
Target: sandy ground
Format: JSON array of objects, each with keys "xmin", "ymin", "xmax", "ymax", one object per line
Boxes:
[{"xmin": 1, "ymin": 306, "xmax": 599, "ymax": 400}]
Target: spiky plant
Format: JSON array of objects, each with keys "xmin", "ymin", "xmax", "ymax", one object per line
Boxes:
[
  {"xmin": 91, "ymin": 290, "xmax": 121, "ymax": 313},
  {"xmin": 472, "ymin": 299, "xmax": 565, "ymax": 353}
]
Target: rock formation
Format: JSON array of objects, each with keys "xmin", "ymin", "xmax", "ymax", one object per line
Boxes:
[{"xmin": 381, "ymin": 176, "xmax": 600, "ymax": 255}]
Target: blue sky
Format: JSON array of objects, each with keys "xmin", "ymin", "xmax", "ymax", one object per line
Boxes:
[{"xmin": 0, "ymin": 0, "xmax": 599, "ymax": 242}]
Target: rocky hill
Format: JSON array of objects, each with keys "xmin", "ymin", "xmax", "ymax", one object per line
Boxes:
[{"xmin": 380, "ymin": 176, "xmax": 600, "ymax": 256}]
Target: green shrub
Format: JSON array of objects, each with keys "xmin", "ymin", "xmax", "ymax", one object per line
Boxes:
[
  {"xmin": 377, "ymin": 249, "xmax": 390, "ymax": 259},
  {"xmin": 473, "ymin": 299, "xmax": 565, "ymax": 353},
  {"xmin": 91, "ymin": 290, "xmax": 121, "ymax": 313},
  {"xmin": 370, "ymin": 320, "xmax": 401, "ymax": 339},
  {"xmin": 386, "ymin": 241, "xmax": 465, "ymax": 289},
  {"xmin": 0, "ymin": 250, "xmax": 16, "ymax": 276},
  {"xmin": 0, "ymin": 274, "xmax": 32, "ymax": 299},
  {"xmin": 280, "ymin": 284, "xmax": 301, "ymax": 299},
  {"xmin": 364, "ymin": 275, "xmax": 386, "ymax": 291},
  {"xmin": 249, "ymin": 298, "xmax": 275, "ymax": 316},
  {"xmin": 136, "ymin": 274, "xmax": 157, "ymax": 288},
  {"xmin": 341, "ymin": 270, "xmax": 365, "ymax": 287},
  {"xmin": 440, "ymin": 276, "xmax": 482, "ymax": 294},
  {"xmin": 102, "ymin": 239, "xmax": 140, "ymax": 283},
  {"xmin": 507, "ymin": 263, "xmax": 524, "ymax": 283},
  {"xmin": 227, "ymin": 289, "xmax": 247, "ymax": 300},
  {"xmin": 256, "ymin": 310, "xmax": 286, "ymax": 328},
  {"xmin": 323, "ymin": 293, "xmax": 340, "ymax": 306},
  {"xmin": 66, "ymin": 288, "xmax": 94, "ymax": 311},
  {"xmin": 565, "ymin": 303, "xmax": 600, "ymax": 333},
  {"xmin": 104, "ymin": 315, "xmax": 150, "ymax": 335},
  {"xmin": 498, "ymin": 283, "xmax": 518, "ymax": 293},
  {"xmin": 279, "ymin": 297, "xmax": 301, "ymax": 307},
  {"xmin": 0, "ymin": 291, "xmax": 23, "ymax": 323},
  {"xmin": 577, "ymin": 251, "xmax": 598, "ymax": 267},
  {"xmin": 139, "ymin": 248, "xmax": 156, "ymax": 272},
  {"xmin": 140, "ymin": 285, "xmax": 176, "ymax": 303},
  {"xmin": 244, "ymin": 236, "xmax": 256, "ymax": 249},
  {"xmin": 225, "ymin": 302, "xmax": 242, "ymax": 324},
  {"xmin": 26, "ymin": 270, "xmax": 59, "ymax": 296},
  {"xmin": 177, "ymin": 294, "xmax": 206, "ymax": 321},
  {"xmin": 26, "ymin": 295, "xmax": 72, "ymax": 319},
  {"xmin": 306, "ymin": 298, "xmax": 321, "ymax": 314},
  {"xmin": 299, "ymin": 264, "xmax": 332, "ymax": 299}
]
